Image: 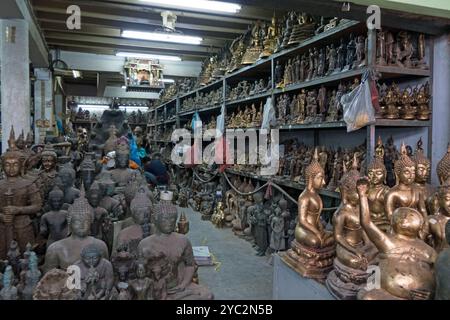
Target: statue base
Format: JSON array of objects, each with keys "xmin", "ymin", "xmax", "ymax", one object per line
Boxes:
[
  {"xmin": 325, "ymin": 258, "xmax": 370, "ymax": 300},
  {"xmin": 241, "ymin": 47, "xmax": 263, "ymax": 65},
  {"xmin": 280, "ymin": 240, "xmax": 335, "ymax": 282}
]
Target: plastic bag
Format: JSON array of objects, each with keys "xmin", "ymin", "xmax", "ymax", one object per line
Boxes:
[
  {"xmin": 341, "ymin": 72, "xmax": 376, "ymax": 132},
  {"xmin": 261, "ymin": 97, "xmax": 277, "ymax": 130},
  {"xmin": 216, "ymin": 104, "xmax": 225, "ymax": 134}
]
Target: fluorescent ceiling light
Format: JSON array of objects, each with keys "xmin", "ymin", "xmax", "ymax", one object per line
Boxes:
[
  {"xmin": 116, "ymin": 51, "xmax": 182, "ymax": 61},
  {"xmin": 139, "ymin": 0, "xmax": 241, "ymax": 13},
  {"xmin": 119, "ymin": 106, "xmax": 149, "ymax": 112},
  {"xmin": 78, "ymin": 104, "xmax": 110, "ymax": 111},
  {"xmin": 72, "ymin": 70, "xmax": 82, "ymax": 78},
  {"xmin": 122, "ymin": 30, "xmax": 202, "ymax": 45},
  {"xmin": 121, "ymin": 85, "xmax": 127, "ymax": 89},
  {"xmin": 161, "ymin": 79, "xmax": 175, "ymax": 83}
]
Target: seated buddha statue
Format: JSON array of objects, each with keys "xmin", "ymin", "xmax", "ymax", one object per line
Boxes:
[
  {"xmin": 282, "ymin": 148, "xmax": 335, "ymax": 281},
  {"xmin": 385, "ymin": 143, "xmax": 429, "ymax": 240},
  {"xmin": 428, "ymin": 185, "xmax": 450, "ymax": 253},
  {"xmin": 138, "ymin": 202, "xmax": 214, "ymax": 300},
  {"xmin": 43, "ymin": 187, "xmax": 109, "ymax": 273},
  {"xmin": 366, "ymin": 137, "xmax": 390, "ymax": 232},
  {"xmin": 110, "ymin": 142, "xmax": 143, "ymax": 194},
  {"xmin": 357, "ymin": 178, "xmax": 436, "ymax": 300},
  {"xmin": 326, "ymin": 155, "xmax": 378, "ymax": 300},
  {"xmin": 0, "ymin": 126, "xmax": 42, "ymax": 259},
  {"xmin": 413, "ymin": 139, "xmax": 436, "ymax": 214}
]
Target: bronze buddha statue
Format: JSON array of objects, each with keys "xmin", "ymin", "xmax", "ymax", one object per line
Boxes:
[
  {"xmin": 428, "ymin": 185, "xmax": 450, "ymax": 253},
  {"xmin": 437, "ymin": 144, "xmax": 450, "ymax": 185}
]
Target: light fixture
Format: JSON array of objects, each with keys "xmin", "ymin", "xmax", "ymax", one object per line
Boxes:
[
  {"xmin": 72, "ymin": 70, "xmax": 82, "ymax": 78},
  {"xmin": 342, "ymin": 2, "xmax": 351, "ymax": 12},
  {"xmin": 116, "ymin": 51, "xmax": 182, "ymax": 61},
  {"xmin": 121, "ymin": 85, "xmax": 127, "ymax": 89},
  {"xmin": 160, "ymin": 78, "xmax": 175, "ymax": 83},
  {"xmin": 122, "ymin": 30, "xmax": 202, "ymax": 45},
  {"xmin": 119, "ymin": 106, "xmax": 149, "ymax": 112},
  {"xmin": 139, "ymin": 0, "xmax": 241, "ymax": 13},
  {"xmin": 78, "ymin": 104, "xmax": 110, "ymax": 111}
]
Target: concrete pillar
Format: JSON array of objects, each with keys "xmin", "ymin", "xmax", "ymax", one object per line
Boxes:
[
  {"xmin": 34, "ymin": 68, "xmax": 54, "ymax": 143},
  {"xmin": 431, "ymin": 33, "xmax": 450, "ymax": 184},
  {"xmin": 0, "ymin": 19, "xmax": 30, "ymax": 152}
]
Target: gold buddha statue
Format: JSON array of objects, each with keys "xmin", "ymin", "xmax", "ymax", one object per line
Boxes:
[
  {"xmin": 326, "ymin": 155, "xmax": 378, "ymax": 300},
  {"xmin": 385, "ymin": 143, "xmax": 429, "ymax": 240},
  {"xmin": 282, "ymin": 148, "xmax": 335, "ymax": 281},
  {"xmin": 384, "ymin": 85, "xmax": 399, "ymax": 119},
  {"xmin": 367, "ymin": 137, "xmax": 390, "ymax": 232},
  {"xmin": 415, "ymin": 83, "xmax": 431, "ymax": 121},
  {"xmin": 428, "ymin": 185, "xmax": 450, "ymax": 253},
  {"xmin": 0, "ymin": 127, "xmax": 42, "ymax": 259},
  {"xmin": 399, "ymin": 87, "xmax": 416, "ymax": 120},
  {"xmin": 357, "ymin": 178, "xmax": 436, "ymax": 300},
  {"xmin": 242, "ymin": 21, "xmax": 264, "ymax": 65},
  {"xmin": 413, "ymin": 138, "xmax": 436, "ymax": 214},
  {"xmin": 437, "ymin": 144, "xmax": 450, "ymax": 185},
  {"xmin": 260, "ymin": 14, "xmax": 278, "ymax": 59}
]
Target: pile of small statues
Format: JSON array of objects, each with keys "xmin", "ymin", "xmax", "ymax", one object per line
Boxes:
[
  {"xmin": 378, "ymin": 81, "xmax": 431, "ymax": 121},
  {"xmin": 227, "ymin": 103, "xmax": 264, "ymax": 129},
  {"xmin": 159, "ymin": 78, "xmax": 196, "ymax": 103},
  {"xmin": 124, "ymin": 109, "xmax": 149, "ymax": 125},
  {"xmin": 197, "ymin": 13, "xmax": 345, "ymax": 86},
  {"xmin": 276, "ymin": 78, "xmax": 359, "ymax": 125},
  {"xmin": 0, "ymin": 119, "xmax": 213, "ymax": 300},
  {"xmin": 181, "ymin": 88, "xmax": 223, "ymax": 113},
  {"xmin": 376, "ymin": 30, "xmax": 428, "ymax": 69},
  {"xmin": 275, "ymin": 33, "xmax": 367, "ymax": 88},
  {"xmin": 226, "ymin": 78, "xmax": 272, "ymax": 101}
]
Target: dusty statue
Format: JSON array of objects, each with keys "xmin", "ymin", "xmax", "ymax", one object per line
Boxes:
[
  {"xmin": 385, "ymin": 143, "xmax": 429, "ymax": 240},
  {"xmin": 282, "ymin": 148, "xmax": 335, "ymax": 281},
  {"xmin": 357, "ymin": 177, "xmax": 437, "ymax": 300},
  {"xmin": 0, "ymin": 126, "xmax": 42, "ymax": 259},
  {"xmin": 40, "ymin": 186, "xmax": 68, "ymax": 248},
  {"xmin": 326, "ymin": 155, "xmax": 378, "ymax": 300},
  {"xmin": 43, "ymin": 187, "xmax": 109, "ymax": 273},
  {"xmin": 138, "ymin": 203, "xmax": 214, "ymax": 300}
]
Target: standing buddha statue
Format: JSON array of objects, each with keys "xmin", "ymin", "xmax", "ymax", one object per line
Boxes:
[
  {"xmin": 38, "ymin": 143, "xmax": 58, "ymax": 205},
  {"xmin": 326, "ymin": 155, "xmax": 378, "ymax": 299},
  {"xmin": 413, "ymin": 138, "xmax": 436, "ymax": 214},
  {"xmin": 282, "ymin": 148, "xmax": 335, "ymax": 281},
  {"xmin": 0, "ymin": 126, "xmax": 42, "ymax": 259}
]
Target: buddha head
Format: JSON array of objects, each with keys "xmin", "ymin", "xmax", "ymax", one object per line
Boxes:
[
  {"xmin": 438, "ymin": 185, "xmax": 450, "ymax": 217},
  {"xmin": 58, "ymin": 165, "xmax": 76, "ymax": 189},
  {"xmin": 16, "ymin": 130, "xmax": 26, "ymax": 150},
  {"xmin": 48, "ymin": 186, "xmax": 64, "ymax": 211},
  {"xmin": 154, "ymin": 202, "xmax": 178, "ymax": 235},
  {"xmin": 1, "ymin": 126, "xmax": 26, "ymax": 178},
  {"xmin": 87, "ymin": 181, "xmax": 102, "ymax": 208},
  {"xmin": 67, "ymin": 187, "xmax": 93, "ymax": 237},
  {"xmin": 80, "ymin": 244, "xmax": 102, "ymax": 268},
  {"xmin": 80, "ymin": 154, "xmax": 96, "ymax": 191},
  {"xmin": 305, "ymin": 148, "xmax": 325, "ymax": 190},
  {"xmin": 413, "ymin": 138, "xmax": 431, "ymax": 184},
  {"xmin": 391, "ymin": 207, "xmax": 423, "ymax": 239},
  {"xmin": 437, "ymin": 144, "xmax": 450, "ymax": 185},
  {"xmin": 340, "ymin": 154, "xmax": 361, "ymax": 205},
  {"xmin": 394, "ymin": 142, "xmax": 416, "ymax": 185},
  {"xmin": 41, "ymin": 144, "xmax": 57, "ymax": 172},
  {"xmin": 115, "ymin": 142, "xmax": 130, "ymax": 169},
  {"xmin": 368, "ymin": 139, "xmax": 387, "ymax": 186}
]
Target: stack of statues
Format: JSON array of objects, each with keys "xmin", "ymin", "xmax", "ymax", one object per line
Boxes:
[
  {"xmin": 275, "ymin": 79, "xmax": 357, "ymax": 125},
  {"xmin": 378, "ymin": 81, "xmax": 431, "ymax": 121},
  {"xmin": 376, "ymin": 30, "xmax": 428, "ymax": 69},
  {"xmin": 180, "ymin": 89, "xmax": 223, "ymax": 113},
  {"xmin": 227, "ymin": 78, "xmax": 272, "ymax": 101},
  {"xmin": 227, "ymin": 103, "xmax": 263, "ymax": 129},
  {"xmin": 275, "ymin": 33, "xmax": 366, "ymax": 88},
  {"xmin": 0, "ymin": 118, "xmax": 214, "ymax": 300}
]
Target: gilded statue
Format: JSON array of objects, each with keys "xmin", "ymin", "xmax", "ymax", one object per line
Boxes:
[
  {"xmin": 428, "ymin": 185, "xmax": 450, "ymax": 253},
  {"xmin": 437, "ymin": 144, "xmax": 450, "ymax": 185},
  {"xmin": 357, "ymin": 178, "xmax": 436, "ymax": 300},
  {"xmin": 0, "ymin": 127, "xmax": 42, "ymax": 259}
]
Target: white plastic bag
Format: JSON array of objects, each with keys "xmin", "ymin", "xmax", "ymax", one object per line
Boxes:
[
  {"xmin": 261, "ymin": 97, "xmax": 277, "ymax": 130},
  {"xmin": 216, "ymin": 104, "xmax": 225, "ymax": 134},
  {"xmin": 341, "ymin": 72, "xmax": 375, "ymax": 132}
]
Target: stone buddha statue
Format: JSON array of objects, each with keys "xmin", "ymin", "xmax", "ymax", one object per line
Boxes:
[
  {"xmin": 97, "ymin": 172, "xmax": 124, "ymax": 221},
  {"xmin": 282, "ymin": 148, "xmax": 335, "ymax": 281},
  {"xmin": 57, "ymin": 164, "xmax": 80, "ymax": 208},
  {"xmin": 437, "ymin": 144, "xmax": 450, "ymax": 185},
  {"xmin": 428, "ymin": 185, "xmax": 450, "ymax": 253},
  {"xmin": 110, "ymin": 141, "xmax": 143, "ymax": 194},
  {"xmin": 87, "ymin": 181, "xmax": 108, "ymax": 239},
  {"xmin": 366, "ymin": 137, "xmax": 390, "ymax": 232},
  {"xmin": 0, "ymin": 126, "xmax": 42, "ymax": 259},
  {"xmin": 43, "ymin": 187, "xmax": 109, "ymax": 273},
  {"xmin": 385, "ymin": 143, "xmax": 429, "ymax": 240},
  {"xmin": 326, "ymin": 155, "xmax": 378, "ymax": 299},
  {"xmin": 138, "ymin": 203, "xmax": 214, "ymax": 300},
  {"xmin": 117, "ymin": 187, "xmax": 153, "ymax": 256},
  {"xmin": 357, "ymin": 178, "xmax": 437, "ymax": 300},
  {"xmin": 38, "ymin": 143, "xmax": 58, "ymax": 204},
  {"xmin": 40, "ymin": 186, "xmax": 68, "ymax": 248},
  {"xmin": 129, "ymin": 260, "xmax": 153, "ymax": 300}
]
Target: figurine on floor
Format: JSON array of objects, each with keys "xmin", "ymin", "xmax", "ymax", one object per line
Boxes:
[
  {"xmin": 43, "ymin": 187, "xmax": 109, "ymax": 273},
  {"xmin": 270, "ymin": 202, "xmax": 286, "ymax": 252},
  {"xmin": 357, "ymin": 177, "xmax": 436, "ymax": 300},
  {"xmin": 0, "ymin": 264, "xmax": 18, "ymax": 300},
  {"xmin": 40, "ymin": 186, "xmax": 68, "ymax": 248},
  {"xmin": 248, "ymin": 192, "xmax": 268, "ymax": 256},
  {"xmin": 129, "ymin": 260, "xmax": 153, "ymax": 300},
  {"xmin": 75, "ymin": 244, "xmax": 114, "ymax": 300},
  {"xmin": 428, "ymin": 185, "xmax": 450, "ymax": 253},
  {"xmin": 435, "ymin": 220, "xmax": 450, "ymax": 300},
  {"xmin": 138, "ymin": 203, "xmax": 214, "ymax": 300},
  {"xmin": 20, "ymin": 252, "xmax": 41, "ymax": 300}
]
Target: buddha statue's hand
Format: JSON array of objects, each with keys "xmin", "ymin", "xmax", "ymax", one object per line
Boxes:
[{"xmin": 356, "ymin": 178, "xmax": 370, "ymax": 196}]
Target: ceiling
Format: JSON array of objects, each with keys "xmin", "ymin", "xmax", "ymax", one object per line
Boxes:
[{"xmin": 30, "ymin": 0, "xmax": 276, "ymax": 62}]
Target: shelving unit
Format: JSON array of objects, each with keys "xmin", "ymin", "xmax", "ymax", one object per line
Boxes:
[{"xmin": 148, "ymin": 18, "xmax": 434, "ymax": 200}]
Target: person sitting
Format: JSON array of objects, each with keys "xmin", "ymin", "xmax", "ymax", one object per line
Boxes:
[{"xmin": 143, "ymin": 154, "xmax": 169, "ymax": 186}]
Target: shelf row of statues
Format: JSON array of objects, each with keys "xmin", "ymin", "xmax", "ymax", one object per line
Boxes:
[
  {"xmin": 0, "ymin": 119, "xmax": 213, "ymax": 300},
  {"xmin": 227, "ymin": 78, "xmax": 271, "ymax": 101},
  {"xmin": 275, "ymin": 34, "xmax": 366, "ymax": 88},
  {"xmin": 159, "ymin": 78, "xmax": 196, "ymax": 103},
  {"xmin": 181, "ymin": 88, "xmax": 223, "ymax": 112},
  {"xmin": 227, "ymin": 103, "xmax": 263, "ymax": 129},
  {"xmin": 378, "ymin": 81, "xmax": 431, "ymax": 121}
]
